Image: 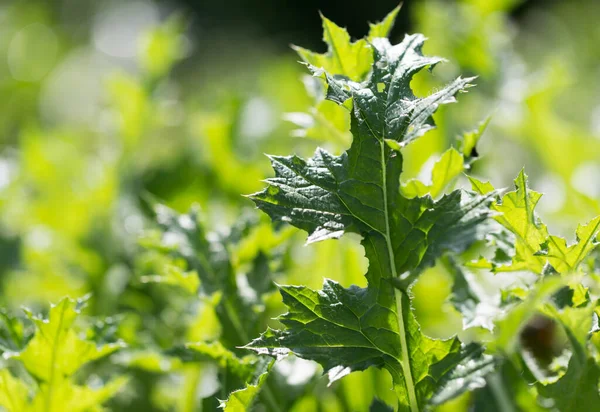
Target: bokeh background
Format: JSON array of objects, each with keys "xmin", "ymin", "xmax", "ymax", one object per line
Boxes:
[{"xmin": 0, "ymin": 0, "xmax": 599, "ymax": 410}]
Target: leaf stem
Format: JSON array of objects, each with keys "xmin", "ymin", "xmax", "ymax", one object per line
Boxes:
[
  {"xmin": 260, "ymin": 383, "xmax": 283, "ymax": 412},
  {"xmin": 222, "ymin": 298, "xmax": 281, "ymax": 412},
  {"xmin": 380, "ymin": 139, "xmax": 419, "ymax": 412},
  {"xmin": 394, "ymin": 288, "xmax": 419, "ymax": 412},
  {"xmin": 182, "ymin": 366, "xmax": 203, "ymax": 412},
  {"xmin": 487, "ymin": 372, "xmax": 515, "ymax": 412}
]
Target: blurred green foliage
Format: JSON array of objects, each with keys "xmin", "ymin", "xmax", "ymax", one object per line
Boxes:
[{"xmin": 0, "ymin": 0, "xmax": 599, "ymax": 411}]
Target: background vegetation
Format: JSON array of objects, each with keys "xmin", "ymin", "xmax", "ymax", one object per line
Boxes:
[{"xmin": 0, "ymin": 0, "xmax": 599, "ymax": 410}]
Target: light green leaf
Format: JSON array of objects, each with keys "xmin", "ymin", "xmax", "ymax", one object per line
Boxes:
[
  {"xmin": 367, "ymin": 6, "xmax": 401, "ymax": 40},
  {"xmin": 140, "ymin": 263, "xmax": 200, "ymax": 294},
  {"xmin": 293, "ymin": 6, "xmax": 400, "ymax": 81},
  {"xmin": 15, "ymin": 298, "xmax": 123, "ymax": 382},
  {"xmin": 30, "ymin": 376, "xmax": 128, "ymax": 412},
  {"xmin": 0, "ymin": 298, "xmax": 126, "ymax": 412},
  {"xmin": 402, "ymin": 119, "xmax": 489, "ymax": 199},
  {"xmin": 402, "ymin": 148, "xmax": 464, "ymax": 198},
  {"xmin": 285, "ymin": 100, "xmax": 351, "ymax": 147},
  {"xmin": 457, "ymin": 117, "xmax": 490, "ymax": 165},
  {"xmin": 468, "ymin": 170, "xmax": 548, "ymax": 273},
  {"xmin": 219, "ymin": 365, "xmax": 271, "ymax": 412},
  {"xmin": 493, "ymin": 170, "xmax": 548, "ymax": 273},
  {"xmin": 470, "ymin": 171, "xmax": 600, "ymax": 274},
  {"xmin": 0, "ymin": 369, "xmax": 29, "ymax": 412},
  {"xmin": 537, "ymin": 216, "xmax": 600, "ymax": 273},
  {"xmin": 468, "ymin": 176, "xmax": 495, "ymax": 195}
]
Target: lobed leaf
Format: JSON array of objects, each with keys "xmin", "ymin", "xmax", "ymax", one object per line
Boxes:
[
  {"xmin": 249, "ymin": 15, "xmax": 499, "ymax": 411},
  {"xmin": 15, "ymin": 298, "xmax": 123, "ymax": 382},
  {"xmin": 470, "ymin": 171, "xmax": 600, "ymax": 274}
]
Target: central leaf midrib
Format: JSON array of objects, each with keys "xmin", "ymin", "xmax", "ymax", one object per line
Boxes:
[
  {"xmin": 377, "ymin": 130, "xmax": 420, "ymax": 412},
  {"xmin": 45, "ymin": 303, "xmax": 68, "ymax": 412},
  {"xmin": 353, "ymin": 103, "xmax": 419, "ymax": 411}
]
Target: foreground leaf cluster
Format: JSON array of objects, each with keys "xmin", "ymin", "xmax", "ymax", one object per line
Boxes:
[{"xmin": 247, "ymin": 8, "xmax": 600, "ymax": 412}]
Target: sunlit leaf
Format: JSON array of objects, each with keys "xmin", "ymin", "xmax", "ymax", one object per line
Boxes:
[{"xmin": 248, "ymin": 27, "xmax": 497, "ymax": 410}]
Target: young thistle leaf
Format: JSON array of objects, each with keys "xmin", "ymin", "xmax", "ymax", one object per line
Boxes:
[
  {"xmin": 293, "ymin": 6, "xmax": 400, "ymax": 82},
  {"xmin": 15, "ymin": 298, "xmax": 123, "ymax": 382},
  {"xmin": 401, "ymin": 118, "xmax": 489, "ymax": 199},
  {"xmin": 218, "ymin": 359, "xmax": 272, "ymax": 412},
  {"xmin": 0, "ymin": 297, "xmax": 126, "ymax": 412},
  {"xmin": 248, "ymin": 21, "xmax": 498, "ymax": 411},
  {"xmin": 0, "ymin": 369, "xmax": 28, "ymax": 412},
  {"xmin": 401, "ymin": 148, "xmax": 464, "ymax": 199},
  {"xmin": 288, "ymin": 7, "xmax": 400, "ymax": 148},
  {"xmin": 537, "ymin": 216, "xmax": 600, "ymax": 273},
  {"xmin": 470, "ymin": 171, "xmax": 600, "ymax": 274}
]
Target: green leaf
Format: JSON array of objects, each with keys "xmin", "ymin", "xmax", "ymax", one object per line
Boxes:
[
  {"xmin": 218, "ymin": 362, "xmax": 272, "ymax": 412},
  {"xmin": 245, "ymin": 252, "xmax": 275, "ymax": 298},
  {"xmin": 246, "ymin": 279, "xmax": 461, "ymax": 411},
  {"xmin": 492, "ymin": 276, "xmax": 565, "ymax": 354},
  {"xmin": 149, "ymin": 205, "xmax": 259, "ymax": 348},
  {"xmin": 171, "ymin": 341, "xmax": 256, "ymax": 380},
  {"xmin": 249, "ymin": 26, "xmax": 497, "ymax": 411},
  {"xmin": 445, "ymin": 257, "xmax": 500, "ymax": 331},
  {"xmin": 429, "ymin": 344, "xmax": 496, "ymax": 406},
  {"xmin": 250, "ymin": 35, "xmax": 496, "ymax": 273},
  {"xmin": 369, "ymin": 398, "xmax": 395, "ymax": 412},
  {"xmin": 537, "ymin": 321, "xmax": 600, "ymax": 410},
  {"xmin": 288, "ymin": 6, "xmax": 401, "ymax": 147},
  {"xmin": 170, "ymin": 340, "xmax": 276, "ymax": 410}
]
